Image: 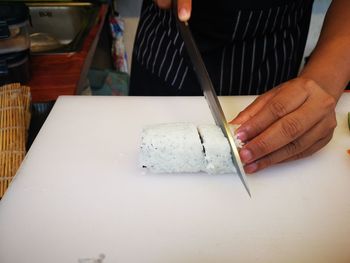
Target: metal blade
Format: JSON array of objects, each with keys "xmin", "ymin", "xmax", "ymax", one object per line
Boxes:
[{"xmin": 173, "ymin": 2, "xmax": 251, "ymax": 197}]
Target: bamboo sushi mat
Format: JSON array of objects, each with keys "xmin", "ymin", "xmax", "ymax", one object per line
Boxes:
[{"xmin": 0, "ymin": 83, "xmax": 31, "ymax": 198}]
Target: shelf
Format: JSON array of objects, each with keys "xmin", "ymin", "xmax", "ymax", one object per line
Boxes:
[{"xmin": 28, "ymin": 4, "xmax": 109, "ymax": 103}]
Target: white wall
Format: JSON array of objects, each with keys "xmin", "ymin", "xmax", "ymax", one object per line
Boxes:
[
  {"xmin": 303, "ymin": 0, "xmax": 332, "ymax": 59},
  {"xmin": 123, "ymin": 18, "xmax": 139, "ymax": 68}
]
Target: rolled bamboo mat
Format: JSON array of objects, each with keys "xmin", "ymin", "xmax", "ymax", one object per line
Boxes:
[{"xmin": 0, "ymin": 83, "xmax": 31, "ymax": 198}]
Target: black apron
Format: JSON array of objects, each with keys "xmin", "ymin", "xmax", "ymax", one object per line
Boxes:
[{"xmin": 130, "ymin": 0, "xmax": 314, "ymax": 96}]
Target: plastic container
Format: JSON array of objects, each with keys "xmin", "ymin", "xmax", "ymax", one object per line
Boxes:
[
  {"xmin": 0, "ymin": 3, "xmax": 30, "ymax": 54},
  {"xmin": 0, "ymin": 50, "xmax": 30, "ymax": 85}
]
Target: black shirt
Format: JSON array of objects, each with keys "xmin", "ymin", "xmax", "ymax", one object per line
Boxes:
[{"xmin": 130, "ymin": 0, "xmax": 314, "ymax": 96}]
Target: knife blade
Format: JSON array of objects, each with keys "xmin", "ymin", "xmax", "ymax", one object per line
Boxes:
[{"xmin": 172, "ymin": 2, "xmax": 251, "ymax": 197}]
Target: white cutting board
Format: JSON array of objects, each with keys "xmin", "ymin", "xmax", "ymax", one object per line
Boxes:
[{"xmin": 0, "ymin": 95, "xmax": 350, "ymax": 263}]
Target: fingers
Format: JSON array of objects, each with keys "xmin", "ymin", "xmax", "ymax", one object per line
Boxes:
[
  {"xmin": 243, "ymin": 117, "xmax": 336, "ymax": 173},
  {"xmin": 237, "ymin": 78, "xmax": 336, "ymax": 147},
  {"xmin": 245, "ymin": 134, "xmax": 333, "ymax": 173},
  {"xmin": 281, "ymin": 134, "xmax": 332, "ymax": 163},
  {"xmin": 154, "ymin": 0, "xmax": 192, "ymax": 21},
  {"xmin": 235, "ymin": 81, "xmax": 310, "ymax": 141},
  {"xmin": 229, "ymin": 87, "xmax": 279, "ymax": 125},
  {"xmin": 232, "ymin": 77, "xmax": 339, "ymax": 174},
  {"xmin": 240, "ymin": 92, "xmax": 335, "ymax": 164}
]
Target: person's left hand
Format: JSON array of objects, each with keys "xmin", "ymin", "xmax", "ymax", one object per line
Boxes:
[{"xmin": 230, "ymin": 77, "xmax": 338, "ymax": 174}]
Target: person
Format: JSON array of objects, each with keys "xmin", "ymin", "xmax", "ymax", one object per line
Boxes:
[{"xmin": 130, "ymin": 0, "xmax": 350, "ymax": 173}]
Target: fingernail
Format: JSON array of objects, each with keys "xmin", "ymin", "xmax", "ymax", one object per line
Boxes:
[
  {"xmin": 236, "ymin": 131, "xmax": 247, "ymax": 142},
  {"xmin": 240, "ymin": 148, "xmax": 253, "ymax": 163},
  {"xmin": 178, "ymin": 8, "xmax": 190, "ymax": 21},
  {"xmin": 244, "ymin": 162, "xmax": 258, "ymax": 174}
]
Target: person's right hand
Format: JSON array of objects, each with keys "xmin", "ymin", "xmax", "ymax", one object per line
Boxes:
[{"xmin": 154, "ymin": 0, "xmax": 192, "ymax": 21}]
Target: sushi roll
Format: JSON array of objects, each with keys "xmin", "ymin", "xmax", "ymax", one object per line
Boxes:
[
  {"xmin": 140, "ymin": 123, "xmax": 205, "ymax": 173},
  {"xmin": 140, "ymin": 123, "xmax": 240, "ymax": 174}
]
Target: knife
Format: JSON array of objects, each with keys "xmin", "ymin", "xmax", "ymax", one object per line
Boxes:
[{"xmin": 172, "ymin": 2, "xmax": 251, "ymax": 197}]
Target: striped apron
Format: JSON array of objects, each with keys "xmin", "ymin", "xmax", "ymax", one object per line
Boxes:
[{"xmin": 130, "ymin": 0, "xmax": 314, "ymax": 96}]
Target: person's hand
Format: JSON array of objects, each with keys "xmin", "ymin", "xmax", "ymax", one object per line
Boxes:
[
  {"xmin": 154, "ymin": 0, "xmax": 192, "ymax": 21},
  {"xmin": 230, "ymin": 77, "xmax": 338, "ymax": 174}
]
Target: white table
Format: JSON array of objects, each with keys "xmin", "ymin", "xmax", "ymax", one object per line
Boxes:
[{"xmin": 0, "ymin": 95, "xmax": 350, "ymax": 263}]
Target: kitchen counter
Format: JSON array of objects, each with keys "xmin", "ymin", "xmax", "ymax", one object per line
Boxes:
[
  {"xmin": 0, "ymin": 95, "xmax": 349, "ymax": 262},
  {"xmin": 28, "ymin": 4, "xmax": 108, "ymax": 103}
]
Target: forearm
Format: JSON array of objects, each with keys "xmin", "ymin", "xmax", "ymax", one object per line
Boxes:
[{"xmin": 300, "ymin": 0, "xmax": 350, "ymax": 100}]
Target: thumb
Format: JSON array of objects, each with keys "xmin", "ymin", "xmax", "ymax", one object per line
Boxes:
[{"xmin": 177, "ymin": 0, "xmax": 192, "ymax": 21}]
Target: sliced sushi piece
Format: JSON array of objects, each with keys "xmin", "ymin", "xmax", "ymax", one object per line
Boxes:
[{"xmin": 198, "ymin": 125, "xmax": 237, "ymax": 174}]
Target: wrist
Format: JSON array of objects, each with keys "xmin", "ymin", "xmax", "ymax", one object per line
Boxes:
[
  {"xmin": 298, "ymin": 71, "xmax": 345, "ymax": 101},
  {"xmin": 299, "ymin": 39, "xmax": 350, "ymax": 101}
]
